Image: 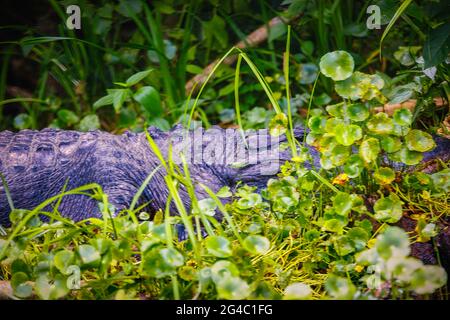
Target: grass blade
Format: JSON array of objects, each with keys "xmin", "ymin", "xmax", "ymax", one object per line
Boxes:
[
  {"xmin": 0, "ymin": 184, "xmax": 103, "ymax": 259},
  {"xmin": 284, "ymin": 25, "xmax": 297, "ymax": 157},
  {"xmin": 0, "ymin": 172, "xmax": 15, "ymax": 212},
  {"xmin": 379, "ymin": 0, "xmax": 413, "ymax": 57},
  {"xmin": 129, "ymin": 165, "xmax": 162, "ymax": 219},
  {"xmin": 234, "ymin": 54, "xmax": 248, "ymax": 147}
]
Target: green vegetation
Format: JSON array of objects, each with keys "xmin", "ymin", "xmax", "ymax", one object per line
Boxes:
[
  {"xmin": 0, "ymin": 154, "xmax": 448, "ymax": 299},
  {"xmin": 0, "ymin": 0, "xmax": 449, "ymax": 300}
]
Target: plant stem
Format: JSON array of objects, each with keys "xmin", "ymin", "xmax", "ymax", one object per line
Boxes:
[{"xmin": 284, "ymin": 25, "xmax": 297, "ymax": 157}]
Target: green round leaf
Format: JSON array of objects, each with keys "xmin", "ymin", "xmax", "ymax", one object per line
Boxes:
[
  {"xmin": 347, "ymin": 227, "xmax": 369, "ymax": 251},
  {"xmin": 284, "ymin": 283, "xmax": 312, "ymax": 300},
  {"xmin": 13, "ymin": 113, "xmax": 32, "ymax": 130},
  {"xmin": 420, "ymin": 223, "xmax": 438, "ymax": 239},
  {"xmin": 310, "ymin": 108, "xmax": 324, "ymax": 117},
  {"xmin": 301, "ymin": 40, "xmax": 314, "ymax": 56},
  {"xmin": 404, "ymin": 172, "xmax": 432, "ymax": 191},
  {"xmin": 335, "ymin": 124, "xmax": 362, "ymax": 146},
  {"xmin": 394, "ymin": 46, "xmax": 421, "ymax": 66},
  {"xmin": 216, "ymin": 276, "xmax": 250, "ymax": 300},
  {"xmin": 318, "ymin": 135, "xmax": 338, "ymax": 152},
  {"xmin": 320, "ymin": 156, "xmax": 334, "ymax": 170},
  {"xmin": 35, "ymin": 274, "xmax": 69, "ymax": 300},
  {"xmin": 326, "ymin": 103, "xmax": 344, "ymax": 118},
  {"xmin": 11, "ymin": 272, "xmax": 32, "ymax": 298},
  {"xmin": 273, "ymin": 196, "xmax": 299, "ymax": 212},
  {"xmin": 346, "ymin": 103, "xmax": 369, "ymax": 122},
  {"xmin": 367, "ymin": 113, "xmax": 394, "ymax": 135},
  {"xmin": 431, "ymin": 168, "xmax": 450, "ymax": 193},
  {"xmin": 117, "ymin": 0, "xmax": 143, "ymax": 18},
  {"xmin": 329, "ymin": 144, "xmax": 351, "ymax": 166},
  {"xmin": 333, "ymin": 192, "xmax": 354, "ymax": 216},
  {"xmin": 335, "ymin": 72, "xmax": 384, "ymax": 101},
  {"xmin": 392, "ymin": 124, "xmax": 410, "ymax": 137},
  {"xmin": 335, "ymin": 75, "xmax": 364, "ymax": 100},
  {"xmin": 356, "ymin": 247, "xmax": 379, "ymax": 266},
  {"xmin": 405, "ymin": 129, "xmax": 436, "ymax": 152},
  {"xmin": 306, "ymin": 132, "xmax": 320, "ymax": 146},
  {"xmin": 325, "ymin": 118, "xmax": 345, "ymax": 134},
  {"xmin": 54, "ymin": 250, "xmax": 75, "ymax": 274},
  {"xmin": 237, "ymin": 193, "xmax": 262, "ymax": 209},
  {"xmin": 393, "ymin": 108, "xmax": 413, "ymax": 126},
  {"xmin": 380, "ymin": 136, "xmax": 402, "ymax": 153},
  {"xmin": 112, "ymin": 240, "xmax": 132, "ymax": 260},
  {"xmin": 246, "ymin": 107, "xmax": 267, "ymax": 125},
  {"xmin": 160, "ymin": 248, "xmax": 184, "ymax": 267},
  {"xmin": 325, "ymin": 275, "xmax": 356, "ymax": 299},
  {"xmin": 373, "ymin": 194, "xmax": 403, "ymax": 223},
  {"xmin": 322, "ymin": 218, "xmax": 347, "ymax": 234},
  {"xmin": 210, "ymin": 260, "xmax": 240, "ymax": 284},
  {"xmin": 359, "ymin": 138, "xmax": 380, "ymax": 164},
  {"xmin": 394, "ymin": 147, "xmax": 423, "ymax": 165},
  {"xmin": 344, "ymin": 154, "xmax": 365, "ymax": 178},
  {"xmin": 11, "ymin": 259, "xmax": 31, "ymax": 275},
  {"xmin": 148, "ymin": 39, "xmax": 177, "ymax": 62},
  {"xmin": 243, "ymin": 235, "xmax": 270, "ymax": 255},
  {"xmin": 216, "ymin": 186, "xmax": 232, "ymax": 198},
  {"xmin": 90, "ymin": 238, "xmax": 112, "ymax": 255},
  {"xmin": 315, "ymin": 93, "xmax": 332, "ymax": 105},
  {"xmin": 388, "ymin": 85, "xmax": 415, "ymax": 104},
  {"xmin": 308, "ymin": 115, "xmax": 327, "ymax": 134},
  {"xmin": 205, "ymin": 236, "xmax": 232, "ymax": 258},
  {"xmin": 319, "ymin": 51, "xmax": 354, "ymax": 81},
  {"xmin": 77, "ymin": 245, "xmax": 101, "ymax": 267},
  {"xmin": 410, "ymin": 265, "xmax": 447, "ymax": 295},
  {"xmin": 389, "ymin": 257, "xmax": 423, "ymax": 283},
  {"xmin": 142, "ymin": 247, "xmax": 184, "ymax": 278},
  {"xmin": 374, "ymin": 167, "xmax": 396, "ymax": 185},
  {"xmin": 375, "ymin": 226, "xmax": 410, "ymax": 260},
  {"xmin": 333, "ymin": 235, "xmax": 355, "ymax": 256},
  {"xmin": 197, "ymin": 198, "xmax": 217, "ymax": 216}
]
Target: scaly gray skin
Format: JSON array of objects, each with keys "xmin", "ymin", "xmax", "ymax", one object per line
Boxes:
[
  {"xmin": 0, "ymin": 125, "xmax": 449, "ymax": 226},
  {"xmin": 1, "ymin": 125, "xmax": 450, "ymax": 279},
  {"xmin": 0, "ymin": 125, "xmax": 309, "ymax": 225}
]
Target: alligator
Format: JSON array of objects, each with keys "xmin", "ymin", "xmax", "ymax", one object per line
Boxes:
[
  {"xmin": 0, "ymin": 125, "xmax": 449, "ymax": 276},
  {"xmin": 0, "ymin": 125, "xmax": 309, "ymax": 224}
]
